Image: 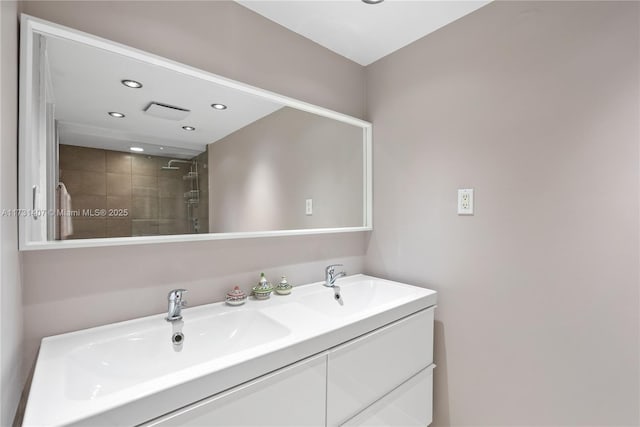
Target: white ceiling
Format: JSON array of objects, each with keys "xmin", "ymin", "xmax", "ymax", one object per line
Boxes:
[
  {"xmin": 46, "ymin": 35, "xmax": 284, "ymax": 158},
  {"xmin": 237, "ymin": 0, "xmax": 491, "ymax": 66}
]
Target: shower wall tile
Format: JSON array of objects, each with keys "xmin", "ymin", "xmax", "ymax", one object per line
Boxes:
[
  {"xmin": 106, "ymin": 219, "xmax": 131, "ymax": 238},
  {"xmin": 131, "ymin": 219, "xmax": 159, "ymax": 236},
  {"xmin": 195, "ymin": 150, "xmax": 209, "ymax": 233},
  {"xmin": 59, "ymin": 145, "xmax": 106, "ymax": 173},
  {"xmin": 158, "ymin": 177, "xmax": 182, "ymax": 197},
  {"xmin": 159, "ymin": 164, "xmax": 189, "ymax": 179},
  {"xmin": 60, "ymin": 170, "xmax": 106, "ymax": 196},
  {"xmin": 106, "ymin": 173, "xmax": 132, "ymax": 197},
  {"xmin": 106, "ymin": 151, "xmax": 132, "ymax": 174},
  {"xmin": 71, "ymin": 219, "xmax": 107, "ymax": 239},
  {"xmin": 159, "ymin": 197, "xmax": 186, "ymax": 219},
  {"xmin": 132, "ymin": 175, "xmax": 158, "ymax": 198},
  {"xmin": 198, "ymin": 197, "xmax": 208, "ymax": 223},
  {"xmin": 131, "ymin": 155, "xmax": 159, "ymax": 176},
  {"xmin": 132, "ymin": 197, "xmax": 159, "ymax": 219},
  {"xmin": 72, "ymin": 195, "xmax": 107, "ymax": 212},
  {"xmin": 107, "ymin": 196, "xmax": 132, "ymax": 212},
  {"xmin": 159, "ymin": 219, "xmax": 188, "ymax": 235},
  {"xmin": 59, "ymin": 144, "xmax": 207, "ymax": 238}
]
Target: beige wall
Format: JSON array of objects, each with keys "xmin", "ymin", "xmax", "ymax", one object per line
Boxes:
[
  {"xmin": 364, "ymin": 1, "xmax": 639, "ymax": 425},
  {"xmin": 208, "ymin": 107, "xmax": 363, "ymax": 232},
  {"xmin": 20, "ymin": 1, "xmax": 367, "ymax": 371},
  {"xmin": 0, "ymin": 1, "xmax": 24, "ymax": 425}
]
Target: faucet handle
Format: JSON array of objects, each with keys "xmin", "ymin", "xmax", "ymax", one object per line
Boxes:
[
  {"xmin": 179, "ymin": 290, "xmax": 188, "ymax": 307},
  {"xmin": 326, "ymin": 264, "xmax": 344, "ymax": 273},
  {"xmin": 168, "ymin": 288, "xmax": 188, "ymax": 301}
]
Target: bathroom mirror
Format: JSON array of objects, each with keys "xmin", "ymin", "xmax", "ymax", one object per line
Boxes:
[{"xmin": 18, "ymin": 15, "xmax": 372, "ymax": 250}]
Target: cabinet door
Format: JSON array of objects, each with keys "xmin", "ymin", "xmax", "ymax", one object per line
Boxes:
[
  {"xmin": 342, "ymin": 365, "xmax": 434, "ymax": 427},
  {"xmin": 327, "ymin": 308, "xmax": 434, "ymax": 426},
  {"xmin": 143, "ymin": 354, "xmax": 327, "ymax": 427}
]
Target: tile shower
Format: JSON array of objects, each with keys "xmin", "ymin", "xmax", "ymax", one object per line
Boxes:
[{"xmin": 58, "ymin": 145, "xmax": 209, "ymax": 239}]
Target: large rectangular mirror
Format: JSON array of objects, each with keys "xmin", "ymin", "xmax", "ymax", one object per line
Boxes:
[{"xmin": 19, "ymin": 15, "xmax": 372, "ymax": 250}]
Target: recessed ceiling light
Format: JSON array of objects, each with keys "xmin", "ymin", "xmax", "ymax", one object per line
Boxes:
[
  {"xmin": 362, "ymin": 0, "xmax": 384, "ymax": 3},
  {"xmin": 182, "ymin": 126, "xmax": 196, "ymax": 131},
  {"xmin": 121, "ymin": 79, "xmax": 143, "ymax": 88},
  {"xmin": 130, "ymin": 147, "xmax": 144, "ymax": 152},
  {"xmin": 108, "ymin": 112, "xmax": 125, "ymax": 118},
  {"xmin": 211, "ymin": 103, "xmax": 227, "ymax": 110}
]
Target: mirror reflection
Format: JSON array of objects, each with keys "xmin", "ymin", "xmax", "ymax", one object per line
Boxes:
[
  {"xmin": 36, "ymin": 32, "xmax": 367, "ymax": 241},
  {"xmin": 57, "ymin": 145, "xmax": 209, "ymax": 239}
]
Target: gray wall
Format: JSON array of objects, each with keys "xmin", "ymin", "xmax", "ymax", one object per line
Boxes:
[
  {"xmin": 364, "ymin": 1, "xmax": 639, "ymax": 425},
  {"xmin": 209, "ymin": 107, "xmax": 363, "ymax": 232},
  {"xmin": 20, "ymin": 1, "xmax": 367, "ymax": 372},
  {"xmin": 0, "ymin": 1, "xmax": 23, "ymax": 425}
]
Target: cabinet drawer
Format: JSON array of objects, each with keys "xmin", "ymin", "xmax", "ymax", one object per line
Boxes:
[
  {"xmin": 142, "ymin": 354, "xmax": 327, "ymax": 427},
  {"xmin": 327, "ymin": 307, "xmax": 434, "ymax": 426},
  {"xmin": 342, "ymin": 364, "xmax": 434, "ymax": 427}
]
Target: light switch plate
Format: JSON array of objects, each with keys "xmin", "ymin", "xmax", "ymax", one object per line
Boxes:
[
  {"xmin": 458, "ymin": 189, "xmax": 474, "ymax": 215},
  {"xmin": 305, "ymin": 198, "xmax": 313, "ymax": 215}
]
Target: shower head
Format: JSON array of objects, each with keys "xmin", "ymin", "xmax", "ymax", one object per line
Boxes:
[{"xmin": 161, "ymin": 159, "xmax": 193, "ymax": 170}]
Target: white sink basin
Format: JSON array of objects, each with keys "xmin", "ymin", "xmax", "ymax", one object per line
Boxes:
[
  {"xmin": 24, "ymin": 274, "xmax": 437, "ymax": 426},
  {"xmin": 298, "ymin": 278, "xmax": 429, "ymax": 319},
  {"xmin": 64, "ymin": 309, "xmax": 290, "ymax": 400}
]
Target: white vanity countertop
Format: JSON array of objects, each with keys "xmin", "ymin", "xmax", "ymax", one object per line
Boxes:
[{"xmin": 24, "ymin": 274, "xmax": 437, "ymax": 426}]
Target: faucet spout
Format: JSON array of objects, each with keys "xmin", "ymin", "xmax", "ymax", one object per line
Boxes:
[
  {"xmin": 166, "ymin": 289, "xmax": 188, "ymax": 322},
  {"xmin": 325, "ymin": 264, "xmax": 346, "ymax": 287}
]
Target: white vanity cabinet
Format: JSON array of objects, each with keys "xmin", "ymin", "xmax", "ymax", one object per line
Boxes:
[
  {"xmin": 25, "ymin": 275, "xmax": 438, "ymax": 426},
  {"xmin": 143, "ymin": 354, "xmax": 328, "ymax": 427},
  {"xmin": 342, "ymin": 365, "xmax": 434, "ymax": 427},
  {"xmin": 327, "ymin": 307, "xmax": 435, "ymax": 426},
  {"xmin": 143, "ymin": 307, "xmax": 435, "ymax": 427}
]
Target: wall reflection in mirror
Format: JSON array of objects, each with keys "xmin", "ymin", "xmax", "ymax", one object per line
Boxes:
[{"xmin": 35, "ymin": 32, "xmax": 367, "ymax": 241}]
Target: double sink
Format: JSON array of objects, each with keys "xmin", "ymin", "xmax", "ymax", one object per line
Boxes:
[{"xmin": 24, "ymin": 274, "xmax": 437, "ymax": 426}]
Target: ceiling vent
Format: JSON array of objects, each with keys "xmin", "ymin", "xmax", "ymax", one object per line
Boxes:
[{"xmin": 143, "ymin": 102, "xmax": 190, "ymax": 121}]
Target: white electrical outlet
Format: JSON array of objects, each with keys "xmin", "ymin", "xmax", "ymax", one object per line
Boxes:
[
  {"xmin": 458, "ymin": 189, "xmax": 474, "ymax": 215},
  {"xmin": 305, "ymin": 199, "xmax": 313, "ymax": 215}
]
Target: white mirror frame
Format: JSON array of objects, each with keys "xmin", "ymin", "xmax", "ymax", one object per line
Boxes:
[{"xmin": 18, "ymin": 15, "xmax": 372, "ymax": 251}]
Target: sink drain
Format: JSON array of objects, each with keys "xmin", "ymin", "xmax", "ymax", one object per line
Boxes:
[
  {"xmin": 172, "ymin": 332, "xmax": 184, "ymax": 345},
  {"xmin": 333, "ymin": 286, "xmax": 344, "ymax": 305}
]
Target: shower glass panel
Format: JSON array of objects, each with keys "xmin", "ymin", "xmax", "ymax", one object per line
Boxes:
[{"xmin": 57, "ymin": 144, "xmax": 209, "ymax": 239}]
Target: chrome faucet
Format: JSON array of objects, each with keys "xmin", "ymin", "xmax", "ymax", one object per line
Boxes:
[
  {"xmin": 166, "ymin": 289, "xmax": 188, "ymax": 322},
  {"xmin": 325, "ymin": 264, "xmax": 346, "ymax": 287}
]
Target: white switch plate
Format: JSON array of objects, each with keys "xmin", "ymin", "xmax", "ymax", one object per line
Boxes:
[
  {"xmin": 458, "ymin": 189, "xmax": 474, "ymax": 215},
  {"xmin": 305, "ymin": 198, "xmax": 313, "ymax": 215}
]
